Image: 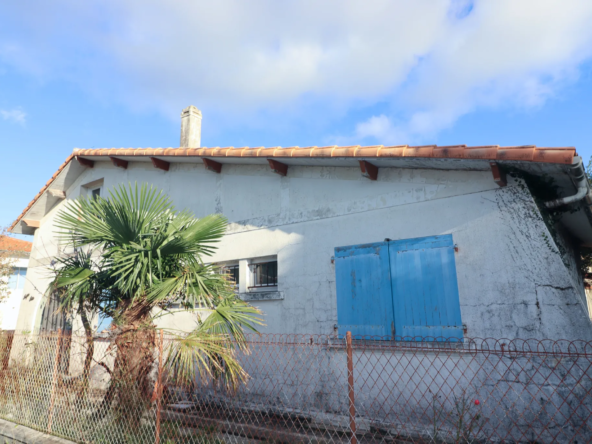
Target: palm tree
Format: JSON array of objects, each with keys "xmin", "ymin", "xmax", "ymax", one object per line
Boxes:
[{"xmin": 50, "ymin": 183, "xmax": 262, "ymax": 420}]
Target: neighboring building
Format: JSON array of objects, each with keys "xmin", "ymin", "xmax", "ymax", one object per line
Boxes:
[
  {"xmin": 0, "ymin": 236, "xmax": 32, "ymax": 330},
  {"xmin": 8, "ymin": 106, "xmax": 592, "ymax": 340}
]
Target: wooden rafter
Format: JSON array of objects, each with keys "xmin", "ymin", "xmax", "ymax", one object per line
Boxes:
[
  {"xmin": 76, "ymin": 156, "xmax": 94, "ymax": 168},
  {"xmin": 490, "ymin": 162, "xmax": 507, "ymax": 187},
  {"xmin": 150, "ymin": 157, "xmax": 170, "ymax": 171},
  {"xmin": 359, "ymin": 160, "xmax": 378, "ymax": 181},
  {"xmin": 268, "ymin": 159, "xmax": 288, "ymax": 177},
  {"xmin": 48, "ymin": 189, "xmax": 66, "ymax": 199},
  {"xmin": 203, "ymin": 158, "xmax": 222, "ymax": 174},
  {"xmin": 22, "ymin": 219, "xmax": 40, "ymax": 228},
  {"xmin": 110, "ymin": 157, "xmax": 129, "ymax": 169}
]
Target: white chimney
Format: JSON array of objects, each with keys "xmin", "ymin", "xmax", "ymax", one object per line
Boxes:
[{"xmin": 180, "ymin": 105, "xmax": 202, "ymax": 147}]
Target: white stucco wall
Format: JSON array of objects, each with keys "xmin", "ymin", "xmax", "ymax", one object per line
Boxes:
[
  {"xmin": 15, "ymin": 160, "xmax": 592, "ymax": 340},
  {"xmin": 0, "ymin": 257, "xmax": 29, "ymax": 330}
]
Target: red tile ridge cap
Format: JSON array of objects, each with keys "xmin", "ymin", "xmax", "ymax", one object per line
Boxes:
[{"xmin": 72, "ymin": 145, "xmax": 576, "ymax": 163}]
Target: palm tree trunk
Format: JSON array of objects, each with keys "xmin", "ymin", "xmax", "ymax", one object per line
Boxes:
[
  {"xmin": 77, "ymin": 308, "xmax": 94, "ymax": 399},
  {"xmin": 111, "ymin": 307, "xmax": 156, "ymax": 424},
  {"xmin": 93, "ymin": 304, "xmax": 156, "ymax": 423}
]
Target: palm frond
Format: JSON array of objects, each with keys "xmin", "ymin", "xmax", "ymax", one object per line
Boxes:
[
  {"xmin": 199, "ymin": 296, "xmax": 264, "ymax": 350},
  {"xmin": 145, "ymin": 261, "xmax": 233, "ymax": 309},
  {"xmin": 159, "ymin": 214, "xmax": 228, "ymax": 258},
  {"xmin": 55, "ymin": 183, "xmax": 174, "ymax": 248},
  {"xmin": 165, "ymin": 329, "xmax": 248, "ymax": 390},
  {"xmin": 49, "ymin": 250, "xmax": 103, "ymax": 313}
]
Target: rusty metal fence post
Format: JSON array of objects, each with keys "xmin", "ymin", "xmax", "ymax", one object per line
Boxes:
[
  {"xmin": 346, "ymin": 331, "xmax": 357, "ymax": 444},
  {"xmin": 155, "ymin": 330, "xmax": 164, "ymax": 444},
  {"xmin": 47, "ymin": 329, "xmax": 63, "ymax": 433}
]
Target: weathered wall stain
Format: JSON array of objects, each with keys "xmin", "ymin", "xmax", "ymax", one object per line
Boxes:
[{"xmin": 16, "ymin": 162, "xmax": 592, "ymax": 340}]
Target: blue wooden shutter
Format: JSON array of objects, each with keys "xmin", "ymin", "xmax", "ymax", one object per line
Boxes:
[
  {"xmin": 388, "ymin": 235, "xmax": 463, "ymax": 341},
  {"xmin": 334, "ymin": 242, "xmax": 394, "ymax": 339}
]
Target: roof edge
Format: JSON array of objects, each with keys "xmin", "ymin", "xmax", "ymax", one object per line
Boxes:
[
  {"xmin": 72, "ymin": 145, "xmax": 577, "ymax": 164},
  {"xmin": 10, "ymin": 144, "xmax": 578, "ymax": 233},
  {"xmin": 9, "ymin": 154, "xmax": 74, "ymax": 233}
]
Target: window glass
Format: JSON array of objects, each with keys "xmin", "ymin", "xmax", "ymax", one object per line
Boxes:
[
  {"xmin": 91, "ymin": 188, "xmax": 101, "ymax": 198},
  {"xmin": 251, "ymin": 261, "xmax": 278, "ymax": 288},
  {"xmin": 7, "ymin": 267, "xmax": 26, "ymax": 290},
  {"xmin": 224, "ymin": 265, "xmax": 239, "ymax": 289},
  {"xmin": 17, "ymin": 268, "xmax": 26, "ymax": 289}
]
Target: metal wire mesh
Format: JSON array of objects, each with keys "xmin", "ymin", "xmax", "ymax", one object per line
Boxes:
[{"xmin": 0, "ymin": 330, "xmax": 591, "ymax": 443}]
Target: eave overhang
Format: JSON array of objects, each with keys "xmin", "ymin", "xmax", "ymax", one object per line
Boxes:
[{"xmin": 12, "ymin": 145, "xmax": 592, "ymax": 245}]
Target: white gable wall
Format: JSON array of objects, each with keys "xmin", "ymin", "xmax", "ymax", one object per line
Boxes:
[
  {"xmin": 15, "ymin": 161, "xmax": 592, "ymax": 340},
  {"xmin": 0, "ymin": 257, "xmax": 29, "ymax": 330}
]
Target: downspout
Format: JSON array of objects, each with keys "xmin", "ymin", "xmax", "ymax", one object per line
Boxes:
[{"xmin": 545, "ymin": 157, "xmax": 591, "ymax": 209}]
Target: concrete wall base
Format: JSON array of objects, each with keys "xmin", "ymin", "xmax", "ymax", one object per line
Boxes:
[{"xmin": 0, "ymin": 418, "xmax": 75, "ymax": 444}]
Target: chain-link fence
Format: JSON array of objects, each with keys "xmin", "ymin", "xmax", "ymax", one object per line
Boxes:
[{"xmin": 0, "ymin": 330, "xmax": 591, "ymax": 443}]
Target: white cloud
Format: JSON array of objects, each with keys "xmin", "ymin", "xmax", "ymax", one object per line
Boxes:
[
  {"xmin": 2, "ymin": 0, "xmax": 592, "ymax": 141},
  {"xmin": 0, "ymin": 108, "xmax": 26, "ymax": 126},
  {"xmin": 354, "ymin": 115, "xmax": 404, "ymax": 145}
]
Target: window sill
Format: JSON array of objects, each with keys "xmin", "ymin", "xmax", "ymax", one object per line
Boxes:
[
  {"xmin": 327, "ymin": 336, "xmax": 465, "ymax": 351},
  {"xmin": 247, "ymin": 286, "xmax": 278, "ymax": 292},
  {"xmin": 239, "ymin": 291, "xmax": 284, "ymax": 302}
]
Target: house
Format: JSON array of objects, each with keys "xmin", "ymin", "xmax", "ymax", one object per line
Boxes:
[
  {"xmin": 0, "ymin": 236, "xmax": 32, "ymax": 330},
  {"xmin": 9, "ymin": 106, "xmax": 592, "ymax": 340}
]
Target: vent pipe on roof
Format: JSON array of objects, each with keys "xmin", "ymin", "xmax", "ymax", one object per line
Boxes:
[
  {"xmin": 180, "ymin": 105, "xmax": 202, "ymax": 148},
  {"xmin": 545, "ymin": 157, "xmax": 591, "ymax": 209}
]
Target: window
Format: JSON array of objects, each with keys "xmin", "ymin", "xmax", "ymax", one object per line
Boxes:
[
  {"xmin": 8, "ymin": 267, "xmax": 27, "ymax": 290},
  {"xmin": 249, "ymin": 261, "xmax": 278, "ymax": 289},
  {"xmin": 222, "ymin": 264, "xmax": 239, "ymax": 290},
  {"xmin": 81, "ymin": 179, "xmax": 104, "ymax": 199},
  {"xmin": 217, "ymin": 257, "xmax": 279, "ymax": 295},
  {"xmin": 334, "ymin": 235, "xmax": 463, "ymax": 342}
]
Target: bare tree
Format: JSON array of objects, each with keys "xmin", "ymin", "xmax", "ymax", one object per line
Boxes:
[{"xmin": 0, "ymin": 228, "xmax": 18, "ymax": 304}]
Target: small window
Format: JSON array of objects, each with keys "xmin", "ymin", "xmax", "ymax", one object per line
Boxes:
[
  {"xmin": 8, "ymin": 267, "xmax": 27, "ymax": 290},
  {"xmin": 222, "ymin": 264, "xmax": 239, "ymax": 290},
  {"xmin": 249, "ymin": 261, "xmax": 278, "ymax": 289},
  {"xmin": 81, "ymin": 179, "xmax": 104, "ymax": 199}
]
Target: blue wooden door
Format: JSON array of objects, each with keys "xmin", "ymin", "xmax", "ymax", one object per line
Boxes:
[
  {"xmin": 334, "ymin": 242, "xmax": 394, "ymax": 339},
  {"xmin": 388, "ymin": 235, "xmax": 463, "ymax": 341}
]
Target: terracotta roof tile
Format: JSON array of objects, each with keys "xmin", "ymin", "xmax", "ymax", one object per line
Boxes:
[
  {"xmin": 533, "ymin": 148, "xmax": 575, "ymax": 164},
  {"xmin": 376, "ymin": 146, "xmax": 402, "ymax": 157},
  {"xmin": 433, "ymin": 146, "xmax": 466, "ymax": 158},
  {"xmin": 0, "ymin": 236, "xmax": 32, "ymax": 253},
  {"xmin": 497, "ymin": 146, "xmax": 535, "ymax": 161},
  {"xmin": 332, "ymin": 146, "xmax": 360, "ymax": 157},
  {"xmin": 67, "ymin": 145, "xmax": 575, "ymax": 163},
  {"xmin": 225, "ymin": 147, "xmax": 247, "ymax": 157},
  {"xmin": 291, "ymin": 147, "xmax": 316, "ymax": 157},
  {"xmin": 404, "ymin": 146, "xmax": 435, "ymax": 158},
  {"xmin": 258, "ymin": 147, "xmax": 281, "ymax": 157},
  {"xmin": 311, "ymin": 146, "xmax": 337, "ymax": 157}
]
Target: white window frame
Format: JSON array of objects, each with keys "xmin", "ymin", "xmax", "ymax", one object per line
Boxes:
[
  {"xmin": 8, "ymin": 267, "xmax": 27, "ymax": 290},
  {"xmin": 216, "ymin": 256, "xmax": 278, "ymax": 294},
  {"xmin": 81, "ymin": 178, "xmax": 104, "ymax": 199},
  {"xmin": 245, "ymin": 256, "xmax": 278, "ymax": 293}
]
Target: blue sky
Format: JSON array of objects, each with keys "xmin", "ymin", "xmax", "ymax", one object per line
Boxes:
[{"xmin": 2, "ymin": 0, "xmax": 592, "ymax": 234}]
